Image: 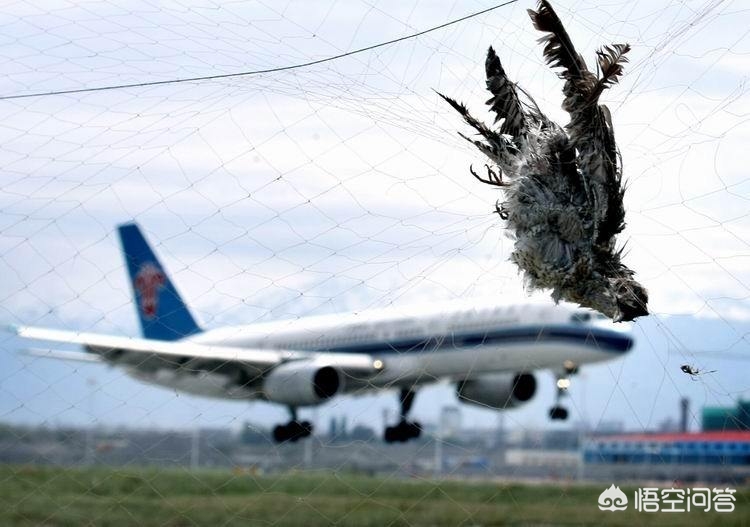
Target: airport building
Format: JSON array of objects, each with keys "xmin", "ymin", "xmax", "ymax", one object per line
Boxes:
[
  {"xmin": 583, "ymin": 431, "xmax": 750, "ymax": 466},
  {"xmin": 702, "ymin": 400, "xmax": 750, "ymax": 431},
  {"xmin": 584, "ymin": 399, "xmax": 750, "ymax": 466},
  {"xmin": 581, "ymin": 400, "xmax": 750, "ymax": 483}
]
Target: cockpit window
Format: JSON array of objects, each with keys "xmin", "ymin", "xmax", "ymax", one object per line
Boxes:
[
  {"xmin": 570, "ymin": 312, "xmax": 592, "ymax": 323},
  {"xmin": 571, "ymin": 311, "xmax": 608, "ymax": 323}
]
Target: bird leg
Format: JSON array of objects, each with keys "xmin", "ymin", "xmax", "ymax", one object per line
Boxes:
[
  {"xmin": 469, "ymin": 163, "xmax": 507, "ymax": 187},
  {"xmin": 494, "ymin": 200, "xmax": 509, "ymax": 220}
]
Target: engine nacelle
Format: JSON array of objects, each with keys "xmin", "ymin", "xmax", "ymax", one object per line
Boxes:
[
  {"xmin": 263, "ymin": 361, "xmax": 342, "ymax": 406},
  {"xmin": 456, "ymin": 372, "xmax": 536, "ymax": 410}
]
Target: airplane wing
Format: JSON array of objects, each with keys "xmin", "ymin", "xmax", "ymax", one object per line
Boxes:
[
  {"xmin": 23, "ymin": 347, "xmax": 103, "ymax": 363},
  {"xmin": 11, "ymin": 325, "xmax": 384, "ymax": 375}
]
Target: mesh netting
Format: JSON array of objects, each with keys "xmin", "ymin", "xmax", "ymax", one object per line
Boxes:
[{"xmin": 1, "ymin": 0, "xmax": 749, "ymax": 523}]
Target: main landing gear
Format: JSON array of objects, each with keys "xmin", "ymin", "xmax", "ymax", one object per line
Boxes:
[
  {"xmin": 273, "ymin": 407, "xmax": 313, "ymax": 443},
  {"xmin": 549, "ymin": 362, "xmax": 577, "ymax": 421},
  {"xmin": 384, "ymin": 388, "xmax": 422, "ymax": 443}
]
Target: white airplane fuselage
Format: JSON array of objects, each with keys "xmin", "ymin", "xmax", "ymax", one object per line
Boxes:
[{"xmin": 133, "ymin": 301, "xmax": 632, "ymax": 399}]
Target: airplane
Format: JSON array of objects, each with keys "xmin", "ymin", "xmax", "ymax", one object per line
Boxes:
[{"xmin": 13, "ymin": 223, "xmax": 635, "ymax": 443}]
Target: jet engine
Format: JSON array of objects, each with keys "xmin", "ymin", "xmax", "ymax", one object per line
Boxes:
[
  {"xmin": 263, "ymin": 361, "xmax": 342, "ymax": 406},
  {"xmin": 456, "ymin": 372, "xmax": 536, "ymax": 409}
]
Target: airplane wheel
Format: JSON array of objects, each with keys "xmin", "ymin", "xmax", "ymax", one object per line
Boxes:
[
  {"xmin": 407, "ymin": 421, "xmax": 421, "ymax": 439},
  {"xmin": 384, "ymin": 425, "xmax": 400, "ymax": 443},
  {"xmin": 549, "ymin": 406, "xmax": 569, "ymax": 420},
  {"xmin": 296, "ymin": 420, "xmax": 313, "ymax": 440},
  {"xmin": 273, "ymin": 424, "xmax": 289, "ymax": 443},
  {"xmin": 273, "ymin": 421, "xmax": 313, "ymax": 443},
  {"xmin": 384, "ymin": 421, "xmax": 421, "ymax": 443},
  {"xmin": 288, "ymin": 423, "xmax": 302, "ymax": 443}
]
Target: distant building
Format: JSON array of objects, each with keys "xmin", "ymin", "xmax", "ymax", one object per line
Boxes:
[
  {"xmin": 584, "ymin": 431, "xmax": 750, "ymax": 466},
  {"xmin": 440, "ymin": 406, "xmax": 462, "ymax": 438},
  {"xmin": 594, "ymin": 420, "xmax": 625, "ymax": 434},
  {"xmin": 702, "ymin": 400, "xmax": 750, "ymax": 431},
  {"xmin": 505, "ymin": 448, "xmax": 580, "ymax": 468}
]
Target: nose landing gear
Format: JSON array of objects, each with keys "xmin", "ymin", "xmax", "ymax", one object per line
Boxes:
[
  {"xmin": 548, "ymin": 405, "xmax": 569, "ymax": 420},
  {"xmin": 549, "ymin": 363, "xmax": 576, "ymax": 421}
]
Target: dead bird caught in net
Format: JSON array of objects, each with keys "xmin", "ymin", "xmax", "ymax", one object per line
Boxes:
[{"xmin": 438, "ymin": 0, "xmax": 648, "ymax": 322}]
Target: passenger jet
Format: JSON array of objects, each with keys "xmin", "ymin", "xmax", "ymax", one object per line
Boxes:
[{"xmin": 14, "ymin": 223, "xmax": 634, "ymax": 442}]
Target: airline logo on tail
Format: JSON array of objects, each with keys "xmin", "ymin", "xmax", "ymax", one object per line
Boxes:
[{"xmin": 134, "ymin": 262, "xmax": 165, "ymax": 319}]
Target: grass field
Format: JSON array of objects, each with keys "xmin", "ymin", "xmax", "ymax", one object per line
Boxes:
[{"xmin": 2, "ymin": 465, "xmax": 749, "ymax": 526}]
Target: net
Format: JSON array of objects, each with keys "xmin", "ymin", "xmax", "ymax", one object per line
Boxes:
[{"xmin": 1, "ymin": 0, "xmax": 749, "ymax": 523}]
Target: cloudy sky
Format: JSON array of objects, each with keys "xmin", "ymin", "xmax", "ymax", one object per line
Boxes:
[{"xmin": 1, "ymin": 0, "xmax": 749, "ymax": 434}]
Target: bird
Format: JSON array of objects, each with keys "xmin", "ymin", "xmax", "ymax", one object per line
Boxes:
[{"xmin": 437, "ymin": 0, "xmax": 648, "ymax": 322}]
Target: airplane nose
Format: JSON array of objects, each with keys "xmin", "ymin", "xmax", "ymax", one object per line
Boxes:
[{"xmin": 590, "ymin": 319, "xmax": 635, "ymax": 353}]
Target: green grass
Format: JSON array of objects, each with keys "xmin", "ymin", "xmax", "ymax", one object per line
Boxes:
[{"xmin": 2, "ymin": 464, "xmax": 749, "ymax": 526}]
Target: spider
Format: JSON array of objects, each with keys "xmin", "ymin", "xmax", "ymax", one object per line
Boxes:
[{"xmin": 680, "ymin": 364, "xmax": 716, "ymax": 379}]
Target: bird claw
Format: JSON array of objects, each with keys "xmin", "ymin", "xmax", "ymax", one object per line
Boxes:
[
  {"xmin": 494, "ymin": 200, "xmax": 509, "ymax": 220},
  {"xmin": 469, "ymin": 164, "xmax": 507, "ymax": 187}
]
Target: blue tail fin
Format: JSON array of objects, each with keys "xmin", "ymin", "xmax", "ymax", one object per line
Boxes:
[{"xmin": 117, "ymin": 223, "xmax": 201, "ymax": 341}]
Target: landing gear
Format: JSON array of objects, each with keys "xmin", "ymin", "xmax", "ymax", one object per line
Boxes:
[
  {"xmin": 273, "ymin": 420, "xmax": 312, "ymax": 442},
  {"xmin": 384, "ymin": 420, "xmax": 421, "ymax": 443},
  {"xmin": 548, "ymin": 362, "xmax": 576, "ymax": 421},
  {"xmin": 548, "ymin": 405, "xmax": 569, "ymax": 420},
  {"xmin": 272, "ymin": 407, "xmax": 313, "ymax": 443},
  {"xmin": 384, "ymin": 388, "xmax": 422, "ymax": 443}
]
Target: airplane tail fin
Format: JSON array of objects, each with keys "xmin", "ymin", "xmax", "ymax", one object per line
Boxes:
[{"xmin": 117, "ymin": 223, "xmax": 202, "ymax": 341}]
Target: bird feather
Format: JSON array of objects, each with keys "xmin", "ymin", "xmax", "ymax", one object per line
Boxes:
[
  {"xmin": 484, "ymin": 46, "xmax": 527, "ymax": 138},
  {"xmin": 527, "ymin": 0, "xmax": 595, "ymax": 93}
]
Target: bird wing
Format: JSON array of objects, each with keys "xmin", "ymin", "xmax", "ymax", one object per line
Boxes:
[
  {"xmin": 484, "ymin": 46, "xmax": 528, "ymax": 138},
  {"xmin": 436, "ymin": 90, "xmax": 517, "ymax": 173},
  {"xmin": 437, "ymin": 46, "xmax": 537, "ymax": 180},
  {"xmin": 527, "ymin": 0, "xmax": 596, "ymax": 102},
  {"xmin": 528, "ymin": 0, "xmax": 630, "ymax": 244},
  {"xmin": 594, "ymin": 104, "xmax": 626, "ymax": 243}
]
